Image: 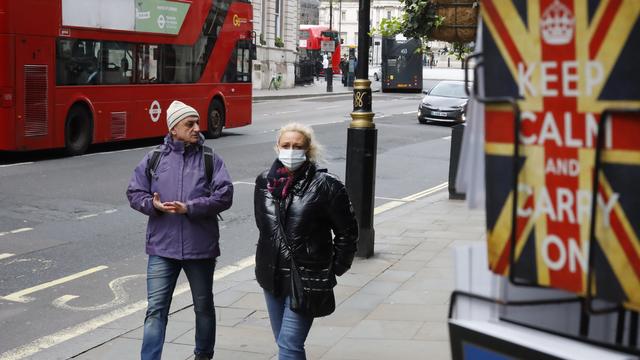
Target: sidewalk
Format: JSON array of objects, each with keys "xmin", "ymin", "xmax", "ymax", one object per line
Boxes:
[
  {"xmin": 252, "ymin": 66, "xmax": 470, "ymax": 102},
  {"xmin": 253, "ymin": 76, "xmax": 381, "ymax": 101},
  {"xmin": 52, "ymin": 190, "xmax": 485, "ymax": 360}
]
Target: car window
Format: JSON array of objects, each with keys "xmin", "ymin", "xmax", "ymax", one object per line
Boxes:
[{"xmin": 429, "ymin": 82, "xmax": 468, "ymax": 98}]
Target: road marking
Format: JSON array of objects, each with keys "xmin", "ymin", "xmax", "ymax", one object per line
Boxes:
[
  {"xmin": 0, "ymin": 253, "xmax": 15, "ymax": 260},
  {"xmin": 232, "ymin": 181, "xmax": 255, "ymax": 186},
  {"xmin": 274, "ymin": 110, "xmax": 300, "ymax": 115},
  {"xmin": 374, "ymin": 182, "xmax": 448, "ymax": 215},
  {"xmin": 441, "ymin": 136, "xmax": 452, "ymax": 140},
  {"xmin": 1, "ymin": 265, "xmax": 109, "ymax": 303},
  {"xmin": 375, "ymin": 196, "xmax": 410, "ymax": 202},
  {"xmin": 103, "ymin": 209, "xmax": 117, "ymax": 214},
  {"xmin": 53, "ymin": 274, "xmax": 146, "ymax": 311},
  {"xmin": 402, "ymin": 110, "xmax": 418, "ymax": 114},
  {"xmin": 76, "ymin": 214, "xmax": 98, "ymax": 220},
  {"xmin": 317, "ymin": 105, "xmax": 340, "ymax": 110},
  {"xmin": 80, "ymin": 146, "xmax": 153, "ymax": 158},
  {"xmin": 0, "ymin": 162, "xmax": 34, "ymax": 168},
  {"xmin": 0, "ymin": 228, "xmax": 33, "ymax": 237},
  {"xmin": 0, "ymin": 256, "xmax": 256, "ymax": 360}
]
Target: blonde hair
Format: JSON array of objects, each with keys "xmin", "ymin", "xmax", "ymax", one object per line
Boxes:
[{"xmin": 275, "ymin": 122, "xmax": 324, "ymax": 163}]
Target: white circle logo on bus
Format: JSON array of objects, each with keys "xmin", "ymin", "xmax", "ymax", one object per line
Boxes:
[
  {"xmin": 157, "ymin": 14, "xmax": 166, "ymax": 29},
  {"xmin": 149, "ymin": 100, "xmax": 161, "ymax": 122}
]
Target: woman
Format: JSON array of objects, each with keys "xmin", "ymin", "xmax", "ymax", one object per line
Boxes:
[{"xmin": 254, "ymin": 123, "xmax": 358, "ymax": 359}]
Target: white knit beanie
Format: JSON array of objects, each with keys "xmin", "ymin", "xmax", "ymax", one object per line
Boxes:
[{"xmin": 166, "ymin": 100, "xmax": 199, "ymax": 130}]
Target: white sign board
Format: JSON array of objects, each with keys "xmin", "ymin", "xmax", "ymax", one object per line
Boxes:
[
  {"xmin": 62, "ymin": 0, "xmax": 135, "ymax": 31},
  {"xmin": 320, "ymin": 40, "xmax": 335, "ymax": 52}
]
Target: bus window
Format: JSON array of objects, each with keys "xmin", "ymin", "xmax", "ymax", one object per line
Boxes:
[
  {"xmin": 57, "ymin": 39, "xmax": 100, "ymax": 85},
  {"xmin": 137, "ymin": 44, "xmax": 159, "ymax": 83},
  {"xmin": 223, "ymin": 40, "xmax": 252, "ymax": 83},
  {"xmin": 101, "ymin": 42, "xmax": 134, "ymax": 84},
  {"xmin": 162, "ymin": 45, "xmax": 193, "ymax": 83}
]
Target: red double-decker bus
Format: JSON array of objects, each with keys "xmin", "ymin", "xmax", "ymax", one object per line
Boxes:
[
  {"xmin": 298, "ymin": 25, "xmax": 340, "ymax": 74},
  {"xmin": 0, "ymin": 0, "xmax": 253, "ymax": 155}
]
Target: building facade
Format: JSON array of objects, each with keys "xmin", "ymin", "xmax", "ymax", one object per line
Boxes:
[
  {"xmin": 252, "ymin": 0, "xmax": 299, "ymax": 89},
  {"xmin": 318, "ymin": 0, "xmax": 403, "ymax": 60},
  {"xmin": 300, "ymin": 0, "xmax": 320, "ymax": 25}
]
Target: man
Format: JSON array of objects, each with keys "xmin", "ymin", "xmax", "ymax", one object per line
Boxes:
[
  {"xmin": 127, "ymin": 100, "xmax": 233, "ymax": 360},
  {"xmin": 322, "ymin": 54, "xmax": 330, "ymax": 82}
]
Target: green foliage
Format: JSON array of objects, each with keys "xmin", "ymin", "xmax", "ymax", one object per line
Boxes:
[
  {"xmin": 401, "ymin": 0, "xmax": 444, "ymax": 40},
  {"xmin": 371, "ymin": 17, "xmax": 404, "ymax": 38},
  {"xmin": 370, "ymin": 0, "xmax": 443, "ymax": 40},
  {"xmin": 449, "ymin": 42, "xmax": 473, "ymax": 61},
  {"xmin": 274, "ymin": 37, "xmax": 284, "ymax": 48}
]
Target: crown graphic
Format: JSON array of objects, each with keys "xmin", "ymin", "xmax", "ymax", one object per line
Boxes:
[{"xmin": 540, "ymin": 0, "xmax": 575, "ymax": 45}]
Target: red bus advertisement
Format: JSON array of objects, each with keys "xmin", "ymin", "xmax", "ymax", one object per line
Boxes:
[
  {"xmin": 298, "ymin": 25, "xmax": 340, "ymax": 74},
  {"xmin": 0, "ymin": 0, "xmax": 253, "ymax": 155}
]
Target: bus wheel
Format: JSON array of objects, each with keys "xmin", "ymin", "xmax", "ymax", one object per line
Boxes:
[
  {"xmin": 64, "ymin": 105, "xmax": 93, "ymax": 156},
  {"xmin": 205, "ymin": 100, "xmax": 225, "ymax": 139}
]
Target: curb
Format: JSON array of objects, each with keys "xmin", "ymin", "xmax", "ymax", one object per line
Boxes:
[{"xmin": 253, "ymin": 88, "xmax": 381, "ymax": 102}]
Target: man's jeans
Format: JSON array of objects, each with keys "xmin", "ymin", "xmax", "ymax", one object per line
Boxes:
[
  {"xmin": 141, "ymin": 256, "xmax": 216, "ymax": 360},
  {"xmin": 264, "ymin": 290, "xmax": 313, "ymax": 360}
]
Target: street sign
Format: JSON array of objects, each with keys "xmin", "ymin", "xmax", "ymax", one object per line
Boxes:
[
  {"xmin": 482, "ymin": 0, "xmax": 640, "ymax": 311},
  {"xmin": 320, "ymin": 40, "xmax": 335, "ymax": 52}
]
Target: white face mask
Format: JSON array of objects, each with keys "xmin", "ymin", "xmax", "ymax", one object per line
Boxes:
[{"xmin": 278, "ymin": 149, "xmax": 307, "ymax": 170}]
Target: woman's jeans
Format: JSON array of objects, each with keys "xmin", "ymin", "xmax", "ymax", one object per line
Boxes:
[
  {"xmin": 264, "ymin": 290, "xmax": 314, "ymax": 360},
  {"xmin": 141, "ymin": 255, "xmax": 216, "ymax": 360}
]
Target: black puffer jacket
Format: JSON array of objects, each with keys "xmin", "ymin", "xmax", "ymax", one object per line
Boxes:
[{"xmin": 254, "ymin": 163, "xmax": 358, "ymax": 297}]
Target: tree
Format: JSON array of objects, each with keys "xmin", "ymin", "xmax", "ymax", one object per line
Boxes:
[
  {"xmin": 370, "ymin": 0, "xmax": 443, "ymax": 45},
  {"xmin": 449, "ymin": 42, "xmax": 473, "ymax": 68}
]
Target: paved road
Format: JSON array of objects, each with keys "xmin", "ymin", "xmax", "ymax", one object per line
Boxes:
[{"xmin": 0, "ymin": 89, "xmax": 454, "ymax": 355}]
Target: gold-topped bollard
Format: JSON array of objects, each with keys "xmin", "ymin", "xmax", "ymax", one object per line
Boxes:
[{"xmin": 350, "ymin": 79, "xmax": 375, "ymax": 128}]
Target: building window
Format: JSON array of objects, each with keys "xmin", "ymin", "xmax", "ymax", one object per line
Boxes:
[
  {"xmin": 341, "ymin": 10, "xmax": 346, "ymax": 21},
  {"xmin": 386, "ymin": 10, "xmax": 392, "ymax": 19},
  {"xmin": 275, "ymin": 0, "xmax": 283, "ymax": 40},
  {"xmin": 261, "ymin": 0, "xmax": 267, "ymax": 36}
]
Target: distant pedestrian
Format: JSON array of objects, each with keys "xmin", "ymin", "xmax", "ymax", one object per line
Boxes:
[
  {"xmin": 315, "ymin": 58, "xmax": 322, "ymax": 81},
  {"xmin": 340, "ymin": 56, "xmax": 348, "ymax": 85},
  {"xmin": 254, "ymin": 123, "xmax": 358, "ymax": 360},
  {"xmin": 127, "ymin": 100, "xmax": 234, "ymax": 360},
  {"xmin": 322, "ymin": 54, "xmax": 330, "ymax": 82}
]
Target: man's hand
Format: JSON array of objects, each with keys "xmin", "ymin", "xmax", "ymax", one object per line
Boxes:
[
  {"xmin": 152, "ymin": 192, "xmax": 170, "ymax": 212},
  {"xmin": 164, "ymin": 201, "xmax": 188, "ymax": 214},
  {"xmin": 152, "ymin": 193, "xmax": 187, "ymax": 214}
]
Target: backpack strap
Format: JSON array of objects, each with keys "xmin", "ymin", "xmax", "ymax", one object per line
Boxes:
[
  {"xmin": 203, "ymin": 145, "xmax": 214, "ymax": 185},
  {"xmin": 145, "ymin": 145, "xmax": 165, "ymax": 184},
  {"xmin": 202, "ymin": 145, "xmax": 224, "ymax": 221}
]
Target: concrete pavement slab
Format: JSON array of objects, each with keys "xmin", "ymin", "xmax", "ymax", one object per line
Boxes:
[
  {"xmin": 75, "ymin": 338, "xmax": 192, "ymax": 360},
  {"xmin": 385, "ymin": 290, "xmax": 451, "ymax": 306},
  {"xmin": 346, "ymin": 319, "xmax": 423, "ymax": 340},
  {"xmin": 230, "ymin": 292, "xmax": 268, "ymax": 311},
  {"xmin": 413, "ymin": 321, "xmax": 450, "ymax": 342},
  {"xmin": 320, "ymin": 338, "xmax": 450, "ymax": 360},
  {"xmin": 367, "ymin": 303, "xmax": 450, "ymax": 322}
]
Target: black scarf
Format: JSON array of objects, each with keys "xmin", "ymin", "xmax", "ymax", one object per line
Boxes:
[{"xmin": 266, "ymin": 160, "xmax": 309, "ymax": 199}]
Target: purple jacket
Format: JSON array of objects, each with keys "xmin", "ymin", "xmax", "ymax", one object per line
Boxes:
[{"xmin": 127, "ymin": 135, "xmax": 233, "ymax": 259}]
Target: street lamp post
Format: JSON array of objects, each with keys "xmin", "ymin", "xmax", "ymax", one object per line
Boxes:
[{"xmin": 345, "ymin": 0, "xmax": 376, "ymax": 258}]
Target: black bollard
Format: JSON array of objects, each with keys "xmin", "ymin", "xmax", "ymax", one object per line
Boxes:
[{"xmin": 448, "ymin": 123, "xmax": 466, "ymax": 200}]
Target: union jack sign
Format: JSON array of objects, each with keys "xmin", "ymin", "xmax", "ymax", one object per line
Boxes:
[{"xmin": 481, "ymin": 0, "xmax": 640, "ymax": 310}]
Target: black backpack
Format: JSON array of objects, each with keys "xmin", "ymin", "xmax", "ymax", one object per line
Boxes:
[{"xmin": 145, "ymin": 145, "xmax": 214, "ymax": 185}]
